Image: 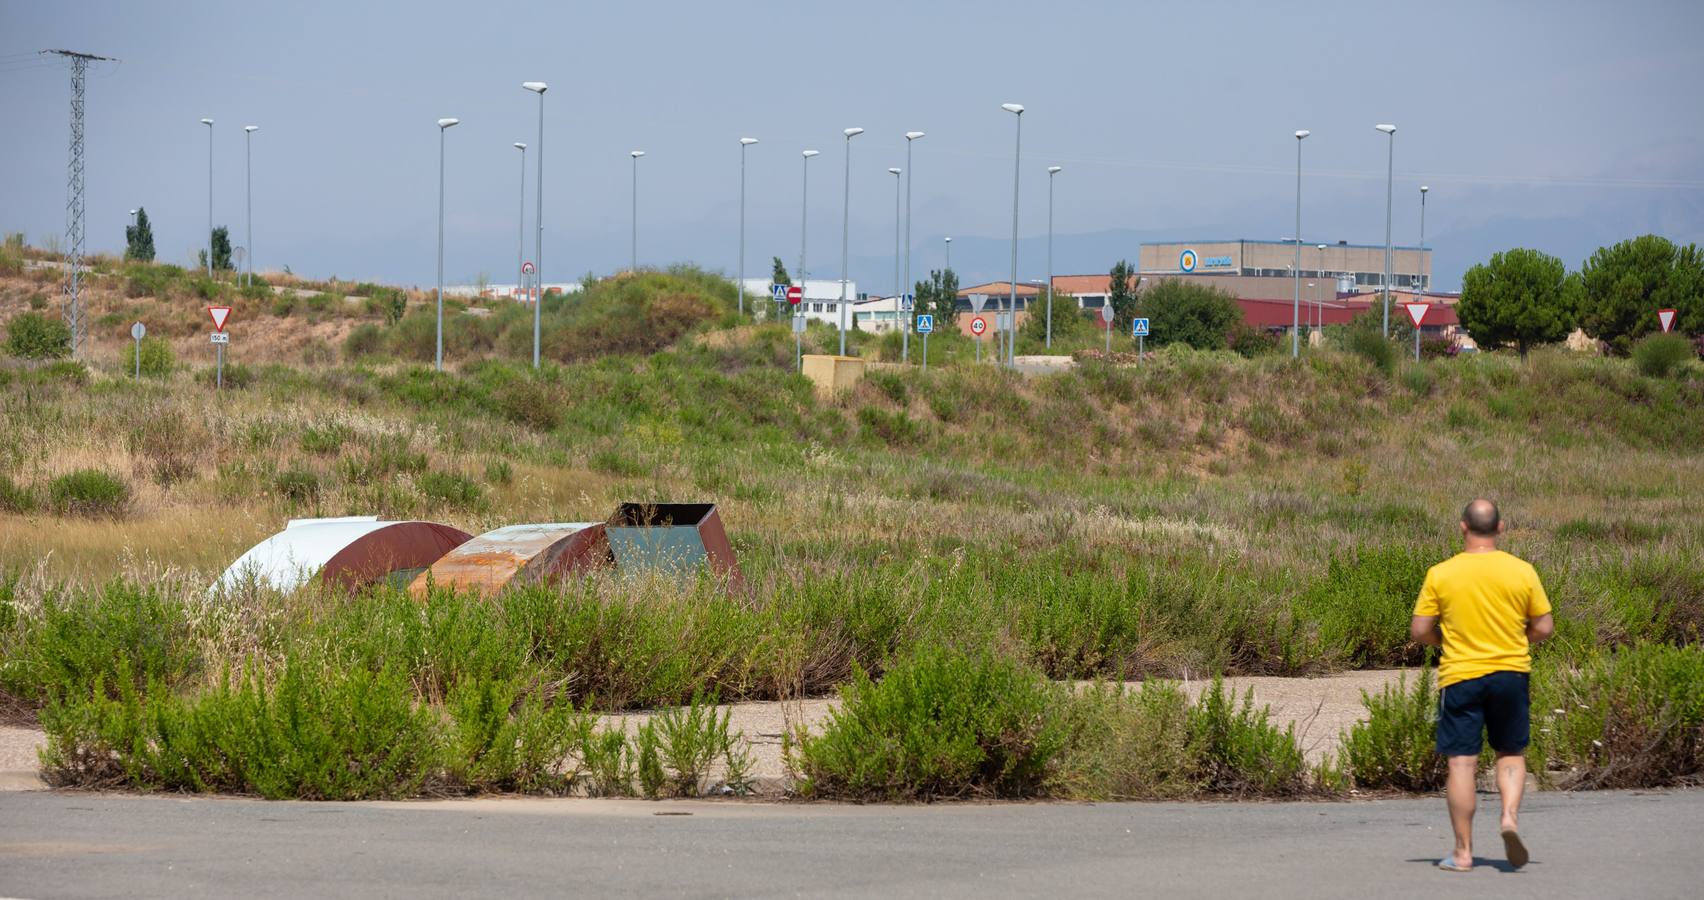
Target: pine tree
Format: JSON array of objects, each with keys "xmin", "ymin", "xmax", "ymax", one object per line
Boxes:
[
  {"xmin": 210, "ymin": 227, "xmax": 234, "ymax": 271},
  {"xmin": 771, "ymin": 256, "xmax": 791, "ymax": 285},
  {"xmin": 1108, "ymin": 260, "xmax": 1138, "ymax": 331},
  {"xmin": 125, "ymin": 207, "xmax": 156, "ymax": 262}
]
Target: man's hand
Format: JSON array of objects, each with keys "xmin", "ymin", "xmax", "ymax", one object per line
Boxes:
[
  {"xmin": 1410, "ymin": 614, "xmax": 1443, "ymax": 647},
  {"xmin": 1526, "ymin": 613, "xmax": 1555, "ymax": 644}
]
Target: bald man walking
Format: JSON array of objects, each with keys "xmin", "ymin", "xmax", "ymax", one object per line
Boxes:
[{"xmin": 1410, "ymin": 499, "xmax": 1554, "ymax": 873}]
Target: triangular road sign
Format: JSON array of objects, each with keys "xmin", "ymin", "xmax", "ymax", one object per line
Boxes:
[
  {"xmin": 207, "ymin": 306, "xmax": 232, "ymax": 332},
  {"xmin": 1404, "ymin": 303, "xmax": 1429, "ymax": 328},
  {"xmin": 1658, "ymin": 308, "xmax": 1677, "ymax": 333}
]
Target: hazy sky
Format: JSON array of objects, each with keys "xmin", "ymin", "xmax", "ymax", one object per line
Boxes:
[{"xmin": 3, "ymin": 0, "xmax": 1702, "ymax": 291}]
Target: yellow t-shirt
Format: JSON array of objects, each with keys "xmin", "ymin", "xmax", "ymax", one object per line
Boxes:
[{"xmin": 1413, "ymin": 550, "xmax": 1552, "ymax": 687}]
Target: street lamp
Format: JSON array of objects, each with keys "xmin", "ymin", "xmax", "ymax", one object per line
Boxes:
[
  {"xmin": 889, "ymin": 167, "xmax": 902, "ymax": 335},
  {"xmin": 738, "ymin": 137, "xmax": 758, "ymax": 317},
  {"xmin": 944, "ymin": 235, "xmax": 951, "ymax": 270},
  {"xmin": 1001, "ymin": 103, "xmax": 1023, "ymax": 367},
  {"xmin": 839, "ymin": 127, "xmax": 863, "ymax": 356},
  {"xmin": 1292, "ymin": 129, "xmax": 1309, "ymax": 357},
  {"xmin": 1376, "ymin": 123, "xmax": 1396, "ymax": 336},
  {"xmin": 522, "ymin": 81, "xmax": 547, "ymax": 368},
  {"xmin": 435, "ymin": 116, "xmax": 459, "ymax": 372},
  {"xmin": 800, "ymin": 150, "xmax": 819, "ymax": 303},
  {"xmin": 630, "ymin": 150, "xmax": 645, "ymax": 272},
  {"xmin": 1419, "ymin": 185, "xmax": 1430, "ymax": 296},
  {"xmin": 1046, "ymin": 165, "xmax": 1061, "ymax": 349},
  {"xmin": 903, "ymin": 131, "xmax": 924, "ymax": 363},
  {"xmin": 1316, "ymin": 243, "xmax": 1327, "ymax": 333},
  {"xmin": 244, "ymin": 125, "xmax": 258, "ymax": 288},
  {"xmin": 200, "ymin": 118, "xmax": 214, "ymax": 277}
]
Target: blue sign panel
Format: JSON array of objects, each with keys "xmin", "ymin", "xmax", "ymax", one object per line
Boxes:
[
  {"xmin": 916, "ymin": 314, "xmax": 934, "ymax": 334},
  {"xmin": 1179, "ymin": 249, "xmax": 1198, "ymax": 272},
  {"xmin": 1132, "ymin": 317, "xmax": 1150, "ymax": 337},
  {"xmin": 770, "ymin": 283, "xmax": 788, "ymax": 302}
]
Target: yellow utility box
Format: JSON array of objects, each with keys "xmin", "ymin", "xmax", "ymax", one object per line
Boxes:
[{"xmin": 801, "ymin": 354, "xmax": 865, "ymax": 395}]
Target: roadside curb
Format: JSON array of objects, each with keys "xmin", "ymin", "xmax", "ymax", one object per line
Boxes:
[{"xmin": 0, "ymin": 769, "xmax": 47, "ymax": 791}]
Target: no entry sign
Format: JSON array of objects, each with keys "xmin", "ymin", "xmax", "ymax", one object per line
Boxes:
[{"xmin": 787, "ymin": 285, "xmax": 803, "ymax": 305}]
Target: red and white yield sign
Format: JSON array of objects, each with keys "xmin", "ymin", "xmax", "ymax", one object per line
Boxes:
[
  {"xmin": 207, "ymin": 306, "xmax": 233, "ymax": 332},
  {"xmin": 522, "ymin": 261, "xmax": 535, "ymax": 275},
  {"xmin": 1404, "ymin": 303, "xmax": 1430, "ymax": 328},
  {"xmin": 970, "ymin": 316, "xmax": 987, "ymax": 336},
  {"xmin": 787, "ymin": 285, "xmax": 803, "ymax": 305},
  {"xmin": 1658, "ymin": 308, "xmax": 1677, "ymax": 333}
]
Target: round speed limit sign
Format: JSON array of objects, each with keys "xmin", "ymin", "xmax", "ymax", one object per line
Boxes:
[{"xmin": 970, "ymin": 316, "xmax": 987, "ymax": 336}]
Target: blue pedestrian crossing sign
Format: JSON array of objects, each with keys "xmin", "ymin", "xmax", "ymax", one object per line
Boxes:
[
  {"xmin": 916, "ymin": 314, "xmax": 934, "ymax": 334},
  {"xmin": 770, "ymin": 283, "xmax": 788, "ymax": 302},
  {"xmin": 899, "ymin": 293, "xmax": 915, "ymax": 312},
  {"xmin": 1132, "ymin": 317, "xmax": 1150, "ymax": 337}
]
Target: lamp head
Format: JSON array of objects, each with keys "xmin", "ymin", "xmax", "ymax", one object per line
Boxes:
[
  {"xmin": 521, "ymin": 81, "xmax": 548, "ymax": 94},
  {"xmin": 740, "ymin": 137, "xmax": 758, "ymax": 146},
  {"xmin": 631, "ymin": 150, "xmax": 645, "ymax": 158},
  {"xmin": 244, "ymin": 125, "xmax": 259, "ymax": 133},
  {"xmin": 200, "ymin": 118, "xmax": 214, "ymax": 126},
  {"xmin": 802, "ymin": 149, "xmax": 819, "ymax": 158},
  {"xmin": 514, "ymin": 142, "xmax": 526, "ymax": 150},
  {"xmin": 944, "ymin": 236, "xmax": 951, "ymax": 243},
  {"xmin": 1047, "ymin": 165, "xmax": 1062, "ymax": 174},
  {"xmin": 1295, "ymin": 129, "xmax": 1310, "ymax": 139},
  {"xmin": 1001, "ymin": 103, "xmax": 1024, "ymax": 114},
  {"xmin": 437, "ymin": 118, "xmax": 459, "ymax": 129},
  {"xmin": 844, "ymin": 127, "xmax": 864, "ymax": 138},
  {"xmin": 905, "ymin": 131, "xmax": 925, "ymax": 140},
  {"xmin": 888, "ymin": 167, "xmax": 901, "ymax": 175},
  {"xmin": 129, "ymin": 209, "xmax": 137, "ymax": 215},
  {"xmin": 1420, "ymin": 184, "xmax": 1429, "ymax": 194},
  {"xmin": 1375, "ymin": 123, "xmax": 1396, "ymax": 134},
  {"xmin": 1316, "ymin": 243, "xmax": 1326, "ymax": 250}
]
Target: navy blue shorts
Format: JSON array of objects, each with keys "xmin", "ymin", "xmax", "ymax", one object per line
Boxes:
[{"xmin": 1436, "ymin": 670, "xmax": 1530, "ymax": 757}]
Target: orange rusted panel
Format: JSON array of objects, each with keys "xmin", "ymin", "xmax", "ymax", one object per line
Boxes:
[
  {"xmin": 408, "ymin": 522, "xmax": 612, "ymax": 599},
  {"xmin": 319, "ymin": 521, "xmax": 474, "ymax": 593}
]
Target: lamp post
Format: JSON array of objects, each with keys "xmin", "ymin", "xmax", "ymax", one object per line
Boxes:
[
  {"xmin": 1001, "ymin": 103, "xmax": 1023, "ymax": 368},
  {"xmin": 1292, "ymin": 129, "xmax": 1309, "ymax": 357},
  {"xmin": 889, "ymin": 168, "xmax": 902, "ymax": 337},
  {"xmin": 1376, "ymin": 123, "xmax": 1396, "ymax": 336},
  {"xmin": 243, "ymin": 126, "xmax": 258, "ymax": 288},
  {"xmin": 1419, "ymin": 185, "xmax": 1429, "ymax": 296},
  {"xmin": 629, "ymin": 150, "xmax": 645, "ymax": 272},
  {"xmin": 522, "ymin": 81, "xmax": 547, "ymax": 368},
  {"xmin": 944, "ymin": 236, "xmax": 951, "ymax": 270},
  {"xmin": 1316, "ymin": 243, "xmax": 1327, "ymax": 334},
  {"xmin": 200, "ymin": 118, "xmax": 213, "ymax": 277},
  {"xmin": 1046, "ymin": 165, "xmax": 1061, "ymax": 348},
  {"xmin": 435, "ymin": 117, "xmax": 459, "ymax": 372},
  {"xmin": 903, "ymin": 131, "xmax": 924, "ymax": 363},
  {"xmin": 513, "ymin": 142, "xmax": 527, "ymax": 305},
  {"xmin": 800, "ymin": 149, "xmax": 819, "ymax": 296},
  {"xmin": 738, "ymin": 137, "xmax": 758, "ymax": 317},
  {"xmin": 839, "ymin": 127, "xmax": 863, "ymax": 356}
]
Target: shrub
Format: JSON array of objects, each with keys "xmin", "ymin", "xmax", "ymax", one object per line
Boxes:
[
  {"xmin": 299, "ymin": 422, "xmax": 350, "ymax": 454},
  {"xmin": 1, "ymin": 580, "xmax": 203, "ymax": 704},
  {"xmin": 790, "ymin": 647, "xmax": 1068, "ymax": 800},
  {"xmin": 1229, "ymin": 323, "xmax": 1278, "ymax": 358},
  {"xmin": 1534, "ymin": 644, "xmax": 1704, "ymax": 789},
  {"xmin": 493, "ymin": 376, "xmax": 561, "ymax": 430},
  {"xmin": 418, "ymin": 471, "xmax": 482, "ymax": 508},
  {"xmin": 273, "ymin": 468, "xmax": 320, "ymax": 504},
  {"xmin": 443, "ymin": 678, "xmax": 592, "ymax": 794},
  {"xmin": 1341, "ymin": 668, "xmax": 1446, "ymax": 791},
  {"xmin": 0, "ymin": 473, "xmax": 33, "ymax": 514},
  {"xmin": 1346, "ymin": 327, "xmax": 1396, "ymax": 374},
  {"xmin": 484, "ymin": 459, "xmax": 514, "ymax": 486},
  {"xmin": 1185, "ymin": 678, "xmax": 1312, "ymax": 796},
  {"xmin": 654, "ymin": 692, "xmax": 753, "ymax": 796},
  {"xmin": 1050, "ymin": 681, "xmax": 1200, "ymax": 799},
  {"xmin": 46, "ymin": 469, "xmax": 129, "ymax": 518},
  {"xmin": 5, "ymin": 311, "xmax": 71, "ymax": 360},
  {"xmin": 343, "ymin": 322, "xmax": 383, "ymax": 358},
  {"xmin": 1631, "ymin": 333, "xmax": 1693, "ymax": 378},
  {"xmin": 121, "ymin": 336, "xmax": 175, "ymax": 378}
]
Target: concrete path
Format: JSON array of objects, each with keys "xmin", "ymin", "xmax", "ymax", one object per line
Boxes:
[{"xmin": 1, "ymin": 789, "xmax": 1697, "ymax": 898}]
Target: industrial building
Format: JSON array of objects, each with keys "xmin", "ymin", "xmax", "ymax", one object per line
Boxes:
[{"xmin": 1139, "ymin": 239, "xmax": 1431, "ymax": 294}]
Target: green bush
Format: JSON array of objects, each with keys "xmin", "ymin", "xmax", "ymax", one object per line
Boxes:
[
  {"xmin": 273, "ymin": 468, "xmax": 320, "ymax": 504},
  {"xmin": 0, "ymin": 473, "xmax": 33, "ymax": 514},
  {"xmin": 5, "ymin": 312, "xmax": 72, "ymax": 360},
  {"xmin": 121, "ymin": 336, "xmax": 175, "ymax": 378},
  {"xmin": 1, "ymin": 580, "xmax": 203, "ymax": 704},
  {"xmin": 418, "ymin": 471, "xmax": 482, "ymax": 508},
  {"xmin": 1050, "ymin": 681, "xmax": 1200, "ymax": 799},
  {"xmin": 1631, "ymin": 333, "xmax": 1694, "ymax": 378},
  {"xmin": 343, "ymin": 322, "xmax": 383, "ymax": 358},
  {"xmin": 1533, "ymin": 644, "xmax": 1704, "ymax": 789},
  {"xmin": 790, "ymin": 646, "xmax": 1068, "ymax": 800},
  {"xmin": 1346, "ymin": 327, "xmax": 1397, "ymax": 374},
  {"xmin": 1341, "ymin": 668, "xmax": 1446, "ymax": 791},
  {"xmin": 1185, "ymin": 678, "xmax": 1312, "ymax": 796},
  {"xmin": 46, "ymin": 469, "xmax": 129, "ymax": 518},
  {"xmin": 443, "ymin": 677, "xmax": 591, "ymax": 794}
]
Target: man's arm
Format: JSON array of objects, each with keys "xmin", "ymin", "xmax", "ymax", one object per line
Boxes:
[
  {"xmin": 1526, "ymin": 613, "xmax": 1554, "ymax": 643},
  {"xmin": 1410, "ymin": 615, "xmax": 1443, "ymax": 647}
]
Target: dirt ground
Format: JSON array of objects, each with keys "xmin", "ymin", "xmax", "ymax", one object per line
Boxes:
[{"xmin": 0, "ymin": 669, "xmax": 1411, "ymax": 792}]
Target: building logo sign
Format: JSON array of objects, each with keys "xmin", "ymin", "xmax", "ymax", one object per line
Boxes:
[{"xmin": 1179, "ymin": 249, "xmax": 1198, "ymax": 272}]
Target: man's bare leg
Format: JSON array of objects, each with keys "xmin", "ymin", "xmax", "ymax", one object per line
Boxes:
[
  {"xmin": 1445, "ymin": 755, "xmax": 1478, "ymax": 868},
  {"xmin": 1496, "ymin": 752, "xmax": 1530, "ymax": 867}
]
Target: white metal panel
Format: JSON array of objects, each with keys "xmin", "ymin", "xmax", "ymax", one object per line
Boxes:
[{"xmin": 217, "ymin": 517, "xmax": 399, "ymax": 593}]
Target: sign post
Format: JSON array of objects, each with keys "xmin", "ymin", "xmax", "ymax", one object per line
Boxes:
[
  {"xmin": 207, "ymin": 306, "xmax": 232, "ymax": 388},
  {"xmin": 1404, "ymin": 303, "xmax": 1429, "ymax": 361},
  {"xmin": 786, "ymin": 285, "xmax": 805, "ymax": 371},
  {"xmin": 1101, "ymin": 303, "xmax": 1115, "ymax": 355},
  {"xmin": 1658, "ymin": 308, "xmax": 1677, "ymax": 334},
  {"xmin": 916, "ymin": 314, "xmax": 934, "ymax": 372},
  {"xmin": 970, "ymin": 315, "xmax": 987, "ymax": 363},
  {"xmin": 1132, "ymin": 317, "xmax": 1149, "ymax": 360},
  {"xmin": 130, "ymin": 321, "xmax": 146, "ymax": 379},
  {"xmin": 900, "ymin": 292, "xmax": 915, "ymax": 365}
]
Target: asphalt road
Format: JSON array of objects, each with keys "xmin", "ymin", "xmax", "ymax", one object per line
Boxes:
[{"xmin": 1, "ymin": 789, "xmax": 1697, "ymax": 898}]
